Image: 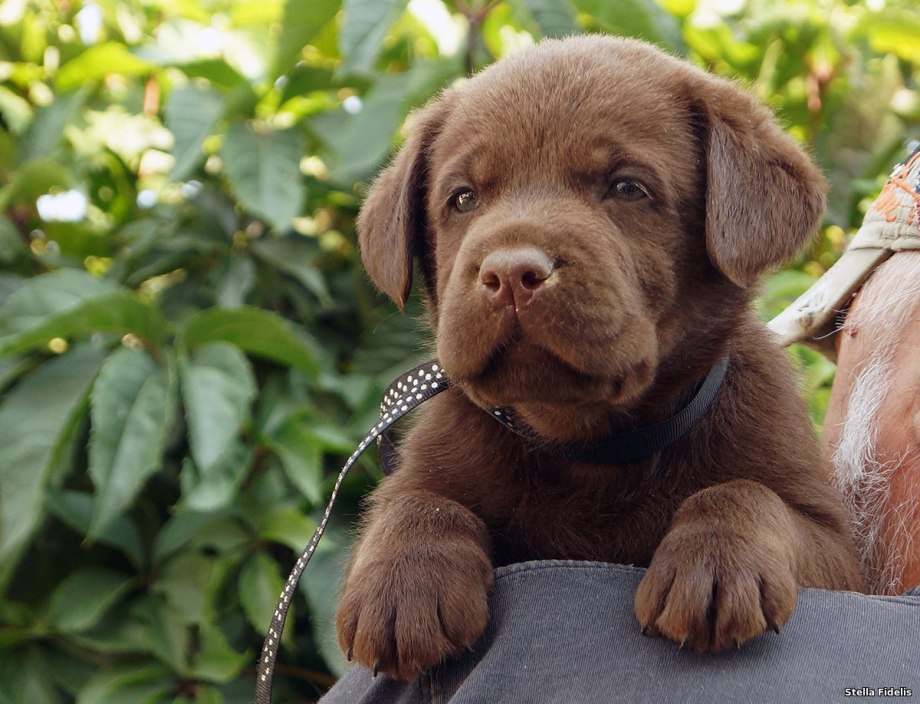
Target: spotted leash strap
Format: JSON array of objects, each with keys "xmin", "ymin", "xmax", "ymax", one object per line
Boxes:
[{"xmin": 254, "ymin": 360, "xmax": 449, "ymax": 704}]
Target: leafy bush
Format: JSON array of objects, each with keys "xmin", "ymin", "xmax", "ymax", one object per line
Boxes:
[{"xmin": 0, "ymin": 0, "xmax": 917, "ymax": 701}]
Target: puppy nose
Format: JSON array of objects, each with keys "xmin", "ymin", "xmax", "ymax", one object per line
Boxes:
[{"xmin": 479, "ymin": 247, "xmax": 554, "ymax": 309}]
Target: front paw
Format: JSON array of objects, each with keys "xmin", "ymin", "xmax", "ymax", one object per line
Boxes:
[
  {"xmin": 634, "ymin": 524, "xmax": 797, "ymax": 652},
  {"xmin": 336, "ymin": 541, "xmax": 493, "ymax": 679}
]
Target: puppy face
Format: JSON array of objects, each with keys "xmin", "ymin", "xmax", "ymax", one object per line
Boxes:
[
  {"xmin": 427, "ymin": 48, "xmax": 704, "ymax": 410},
  {"xmin": 358, "ymin": 37, "xmax": 825, "ymax": 428}
]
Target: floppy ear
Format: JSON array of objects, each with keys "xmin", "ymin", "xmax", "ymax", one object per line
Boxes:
[
  {"xmin": 356, "ymin": 97, "xmax": 451, "ymax": 309},
  {"xmin": 702, "ymin": 85, "xmax": 826, "ymax": 288}
]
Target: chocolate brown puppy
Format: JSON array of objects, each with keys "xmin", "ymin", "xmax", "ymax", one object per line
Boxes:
[{"xmin": 337, "ymin": 36, "xmax": 865, "ymax": 679}]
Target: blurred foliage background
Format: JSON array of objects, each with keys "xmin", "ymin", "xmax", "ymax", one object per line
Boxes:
[{"xmin": 0, "ymin": 0, "xmax": 918, "ymax": 701}]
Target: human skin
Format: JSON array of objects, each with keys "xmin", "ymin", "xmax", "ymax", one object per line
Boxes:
[{"xmin": 824, "ymin": 250, "xmax": 920, "ymax": 594}]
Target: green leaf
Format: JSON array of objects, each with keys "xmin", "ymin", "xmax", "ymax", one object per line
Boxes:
[
  {"xmin": 519, "ymin": 0, "xmax": 580, "ymax": 37},
  {"xmin": 152, "ymin": 509, "xmax": 249, "ymax": 565},
  {"xmin": 0, "ymin": 273, "xmax": 24, "ymax": 307},
  {"xmin": 152, "ymin": 552, "xmax": 220, "ymax": 626},
  {"xmin": 281, "ymin": 64, "xmax": 337, "ymax": 105},
  {"xmin": 192, "ymin": 685, "xmax": 226, "ymax": 704},
  {"xmin": 88, "ymin": 349, "xmax": 177, "ymax": 538},
  {"xmin": 572, "ymin": 0, "xmax": 685, "ymax": 54},
  {"xmin": 46, "ymin": 491, "xmax": 144, "ymax": 566},
  {"xmin": 0, "ymin": 650, "xmax": 63, "ymax": 704},
  {"xmin": 63, "ymin": 620, "xmax": 145, "ymax": 658},
  {"xmin": 186, "ymin": 515, "xmax": 251, "ymax": 554},
  {"xmin": 0, "ymin": 157, "xmax": 73, "ymax": 209},
  {"xmin": 47, "ymin": 567, "xmax": 134, "ymax": 633},
  {"xmin": 179, "ymin": 444, "xmax": 253, "ymax": 512},
  {"xmin": 0, "ymin": 215, "xmax": 28, "ymax": 266},
  {"xmin": 0, "ymin": 355, "xmax": 31, "ymax": 393},
  {"xmin": 180, "ymin": 307, "xmax": 321, "ymax": 375},
  {"xmin": 166, "ymin": 85, "xmax": 224, "ymax": 181},
  {"xmin": 123, "ymin": 596, "xmax": 190, "ymax": 673},
  {"xmin": 239, "ymin": 551, "xmax": 285, "ymax": 632},
  {"xmin": 151, "ymin": 549, "xmax": 242, "ymax": 635},
  {"xmin": 20, "ymin": 89, "xmax": 89, "ymax": 162},
  {"xmin": 264, "ymin": 413, "xmax": 324, "ymax": 504},
  {"xmin": 229, "ymin": 1, "xmax": 284, "ymax": 27},
  {"xmin": 0, "ymin": 346, "xmax": 106, "ymax": 586},
  {"xmin": 339, "ymin": 0, "xmax": 407, "ymax": 75},
  {"xmin": 313, "ymin": 58, "xmax": 458, "ymax": 184},
  {"xmin": 861, "ymin": 9, "xmax": 920, "ymax": 64},
  {"xmin": 251, "ymin": 236, "xmax": 331, "ymax": 305},
  {"xmin": 152, "ymin": 509, "xmax": 227, "ymax": 565},
  {"xmin": 215, "ymin": 255, "xmax": 256, "ymax": 308},
  {"xmin": 0, "ymin": 291, "xmax": 167, "ymax": 356},
  {"xmin": 221, "ymin": 122, "xmax": 305, "ymax": 231},
  {"xmin": 75, "ymin": 665, "xmax": 173, "ymax": 704},
  {"xmin": 0, "ymin": 270, "xmax": 168, "ymax": 356},
  {"xmin": 275, "ymin": 0, "xmax": 342, "ymax": 74},
  {"xmin": 259, "ymin": 505, "xmax": 317, "ymax": 552},
  {"xmin": 56, "ymin": 42, "xmax": 154, "ymax": 91},
  {"xmin": 40, "ymin": 648, "xmax": 91, "ymax": 699},
  {"xmin": 0, "ymin": 119, "xmax": 14, "ymax": 169},
  {"xmin": 0, "ymin": 85, "xmax": 33, "ymax": 136},
  {"xmin": 309, "ymin": 72, "xmax": 411, "ymax": 183},
  {"xmin": 189, "ymin": 625, "xmax": 249, "ymax": 684},
  {"xmin": 180, "ymin": 343, "xmax": 256, "ymax": 472},
  {"xmin": 175, "ymin": 59, "xmax": 250, "ymax": 91}
]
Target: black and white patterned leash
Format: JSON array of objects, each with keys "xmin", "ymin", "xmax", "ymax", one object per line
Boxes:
[
  {"xmin": 255, "ymin": 360, "xmax": 449, "ymax": 704},
  {"xmin": 254, "ymin": 354, "xmax": 729, "ymax": 702}
]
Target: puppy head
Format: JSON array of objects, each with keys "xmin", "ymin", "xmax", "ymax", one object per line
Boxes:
[{"xmin": 358, "ymin": 37, "xmax": 825, "ymax": 425}]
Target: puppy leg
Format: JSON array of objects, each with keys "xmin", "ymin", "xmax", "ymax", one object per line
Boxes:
[
  {"xmin": 336, "ymin": 486, "xmax": 494, "ymax": 679},
  {"xmin": 635, "ymin": 479, "xmax": 862, "ymax": 652}
]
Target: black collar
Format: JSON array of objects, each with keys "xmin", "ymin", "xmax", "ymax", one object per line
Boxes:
[
  {"xmin": 378, "ymin": 355, "xmax": 730, "ymax": 474},
  {"xmin": 485, "ymin": 355, "xmax": 730, "ymax": 465}
]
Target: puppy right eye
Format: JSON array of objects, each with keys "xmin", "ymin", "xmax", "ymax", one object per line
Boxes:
[
  {"xmin": 607, "ymin": 178, "xmax": 649, "ymax": 201},
  {"xmin": 452, "ymin": 189, "xmax": 480, "ymax": 213}
]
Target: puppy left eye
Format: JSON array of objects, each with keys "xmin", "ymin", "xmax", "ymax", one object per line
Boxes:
[
  {"xmin": 608, "ymin": 179, "xmax": 649, "ymax": 201},
  {"xmin": 452, "ymin": 189, "xmax": 481, "ymax": 213}
]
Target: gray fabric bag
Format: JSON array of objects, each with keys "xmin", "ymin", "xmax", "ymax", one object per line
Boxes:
[{"xmin": 321, "ymin": 561, "xmax": 920, "ymax": 703}]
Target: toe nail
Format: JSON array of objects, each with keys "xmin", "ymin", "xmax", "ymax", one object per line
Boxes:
[
  {"xmin": 346, "ymin": 647, "xmax": 353, "ymax": 662},
  {"xmin": 372, "ymin": 663, "xmax": 379, "ymax": 678}
]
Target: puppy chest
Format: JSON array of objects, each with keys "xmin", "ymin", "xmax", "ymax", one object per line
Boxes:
[{"xmin": 484, "ymin": 476, "xmax": 675, "ymax": 566}]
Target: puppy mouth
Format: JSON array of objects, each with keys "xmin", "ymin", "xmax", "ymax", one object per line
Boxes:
[{"xmin": 449, "ymin": 324, "xmax": 654, "ymax": 408}]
